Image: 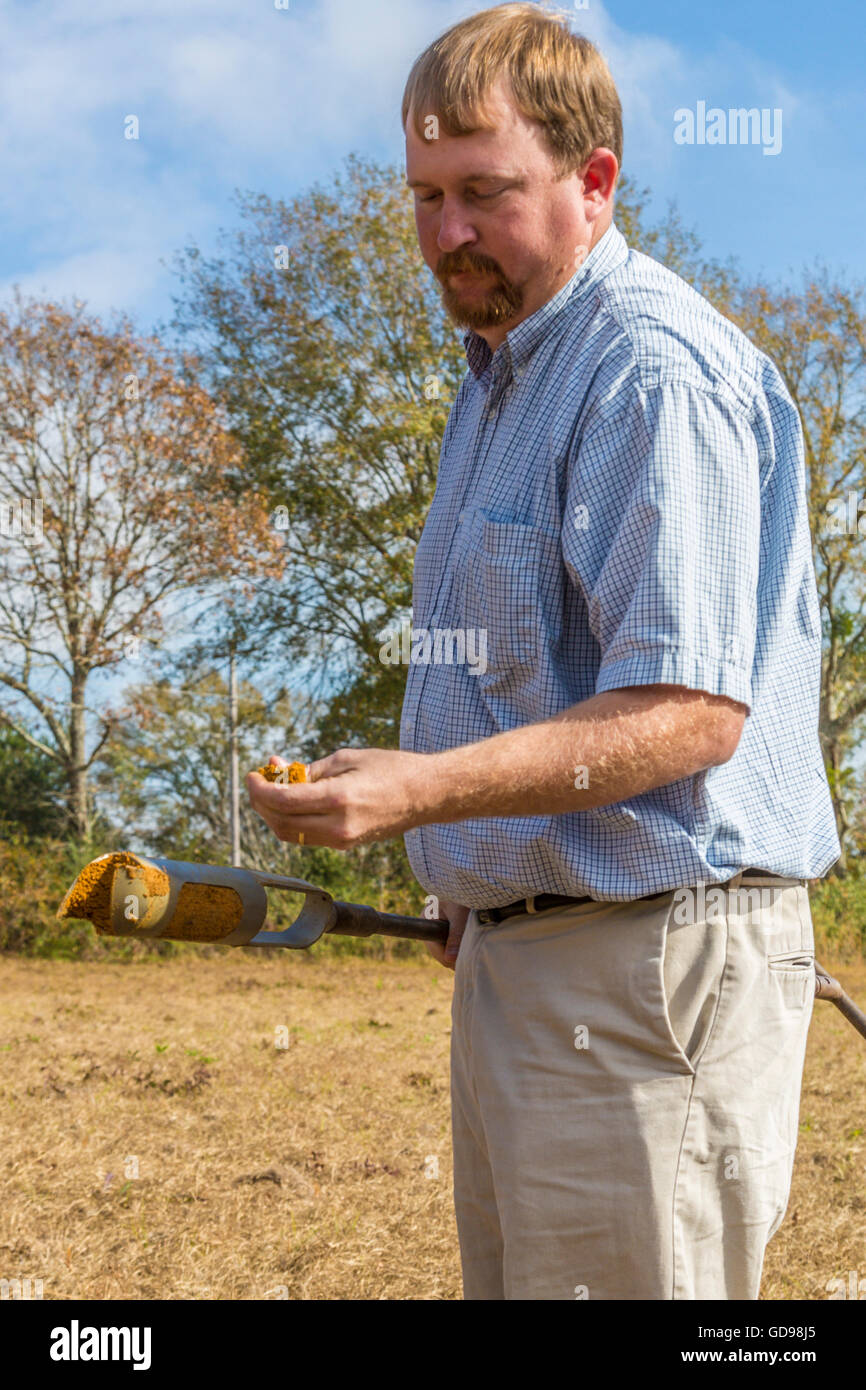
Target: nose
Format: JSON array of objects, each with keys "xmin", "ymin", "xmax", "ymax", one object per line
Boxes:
[{"xmin": 436, "ymin": 199, "xmax": 478, "ymax": 254}]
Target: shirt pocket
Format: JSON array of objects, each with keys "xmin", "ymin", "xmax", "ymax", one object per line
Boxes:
[{"xmin": 458, "ymin": 512, "xmax": 564, "ymax": 676}]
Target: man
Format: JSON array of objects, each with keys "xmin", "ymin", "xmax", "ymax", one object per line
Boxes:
[{"xmin": 249, "ymin": 3, "xmax": 840, "ymax": 1299}]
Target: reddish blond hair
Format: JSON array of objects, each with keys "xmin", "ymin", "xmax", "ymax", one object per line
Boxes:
[{"xmin": 401, "ymin": 2, "xmax": 623, "ymax": 178}]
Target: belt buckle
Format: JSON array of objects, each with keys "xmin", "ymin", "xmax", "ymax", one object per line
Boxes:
[{"xmin": 477, "ymin": 908, "xmax": 495, "ymax": 925}]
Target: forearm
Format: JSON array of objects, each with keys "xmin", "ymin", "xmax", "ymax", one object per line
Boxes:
[{"xmin": 411, "ymin": 686, "xmax": 739, "ymax": 825}]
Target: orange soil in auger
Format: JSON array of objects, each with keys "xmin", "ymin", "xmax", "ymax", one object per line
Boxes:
[
  {"xmin": 57, "ymin": 853, "xmax": 170, "ymax": 934},
  {"xmin": 58, "ymin": 855, "xmax": 244, "ymax": 941},
  {"xmin": 169, "ymin": 883, "xmax": 244, "ymax": 942}
]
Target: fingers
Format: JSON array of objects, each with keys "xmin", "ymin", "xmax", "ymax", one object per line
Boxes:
[
  {"xmin": 444, "ymin": 916, "xmax": 467, "ymax": 966},
  {"xmin": 425, "ymin": 908, "xmax": 470, "ymax": 971},
  {"xmin": 306, "ymin": 749, "xmax": 356, "ymax": 782},
  {"xmin": 425, "ymin": 940, "xmax": 456, "ymax": 972},
  {"xmin": 245, "ymin": 770, "xmax": 332, "ymax": 818}
]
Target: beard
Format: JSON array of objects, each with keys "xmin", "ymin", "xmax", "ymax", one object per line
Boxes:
[{"xmin": 435, "ymin": 251, "xmax": 523, "ymax": 330}]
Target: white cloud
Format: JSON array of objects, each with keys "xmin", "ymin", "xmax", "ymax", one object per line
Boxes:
[
  {"xmin": 0, "ymin": 0, "xmax": 474, "ymax": 319},
  {"xmin": 0, "ymin": 0, "xmax": 822, "ymax": 323}
]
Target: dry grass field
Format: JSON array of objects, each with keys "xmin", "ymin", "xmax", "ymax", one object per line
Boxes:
[{"xmin": 0, "ymin": 951, "xmax": 863, "ymax": 1301}]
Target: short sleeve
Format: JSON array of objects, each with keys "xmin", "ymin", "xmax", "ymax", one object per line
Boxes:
[{"xmin": 563, "ymin": 381, "xmax": 759, "ymax": 712}]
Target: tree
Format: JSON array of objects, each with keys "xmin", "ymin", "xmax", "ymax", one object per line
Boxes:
[
  {"xmin": 0, "ymin": 293, "xmax": 284, "ymax": 838},
  {"xmin": 731, "ymin": 273, "xmax": 866, "ymax": 872},
  {"xmin": 96, "ymin": 668, "xmax": 304, "ymax": 864},
  {"xmin": 0, "ymin": 726, "xmax": 65, "ymax": 838},
  {"xmin": 167, "ymin": 154, "xmax": 472, "ymax": 753}
]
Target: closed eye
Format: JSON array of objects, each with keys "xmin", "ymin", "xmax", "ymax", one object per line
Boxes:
[{"xmin": 418, "ymin": 189, "xmax": 507, "ymax": 203}]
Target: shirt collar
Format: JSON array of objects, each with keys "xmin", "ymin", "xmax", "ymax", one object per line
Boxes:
[{"xmin": 463, "ymin": 220, "xmax": 628, "ymax": 384}]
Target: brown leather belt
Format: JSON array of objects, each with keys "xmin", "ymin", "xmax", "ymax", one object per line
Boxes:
[{"xmin": 474, "ymin": 870, "xmax": 799, "ymax": 926}]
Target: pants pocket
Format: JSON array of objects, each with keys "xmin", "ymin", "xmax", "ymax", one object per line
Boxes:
[
  {"xmin": 661, "ymin": 897, "xmax": 729, "ymax": 1074},
  {"xmin": 765, "ymin": 886, "xmax": 816, "ymax": 1010},
  {"xmin": 767, "ymin": 950, "xmax": 815, "ymax": 971},
  {"xmin": 767, "ymin": 949, "xmax": 815, "ymax": 1011},
  {"xmin": 652, "ymin": 894, "xmax": 701, "ymax": 1076}
]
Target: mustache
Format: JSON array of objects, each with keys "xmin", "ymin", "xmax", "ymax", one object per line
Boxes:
[{"xmin": 436, "ymin": 252, "xmax": 502, "ymax": 278}]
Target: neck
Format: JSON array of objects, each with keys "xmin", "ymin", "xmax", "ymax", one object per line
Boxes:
[{"xmin": 473, "ymin": 217, "xmax": 613, "ymax": 355}]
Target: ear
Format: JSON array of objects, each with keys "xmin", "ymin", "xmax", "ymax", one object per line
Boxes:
[{"xmin": 581, "ymin": 148, "xmax": 619, "ymax": 220}]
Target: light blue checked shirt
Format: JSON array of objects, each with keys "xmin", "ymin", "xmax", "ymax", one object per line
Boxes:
[{"xmin": 399, "ymin": 220, "xmax": 840, "ymax": 906}]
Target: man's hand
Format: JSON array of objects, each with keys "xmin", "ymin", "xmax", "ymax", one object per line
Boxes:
[
  {"xmin": 246, "ymin": 686, "xmax": 748, "ymax": 853},
  {"xmin": 246, "ymin": 747, "xmax": 428, "ymax": 849},
  {"xmin": 426, "ymin": 898, "xmax": 471, "ymax": 972}
]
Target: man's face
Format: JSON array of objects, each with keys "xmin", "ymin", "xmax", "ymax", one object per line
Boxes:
[{"xmin": 405, "ymin": 76, "xmax": 595, "ymax": 344}]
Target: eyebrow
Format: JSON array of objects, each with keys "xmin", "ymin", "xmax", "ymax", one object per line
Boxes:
[{"xmin": 405, "ymin": 173, "xmax": 519, "ymax": 188}]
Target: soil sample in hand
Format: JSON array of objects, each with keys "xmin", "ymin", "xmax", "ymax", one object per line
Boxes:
[{"xmin": 253, "ymin": 761, "xmax": 307, "ymax": 784}]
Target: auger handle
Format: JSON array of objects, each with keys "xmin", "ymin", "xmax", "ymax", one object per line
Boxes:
[
  {"xmin": 328, "ymin": 901, "xmax": 449, "ymax": 945},
  {"xmin": 815, "ymin": 961, "xmax": 866, "ymax": 1042}
]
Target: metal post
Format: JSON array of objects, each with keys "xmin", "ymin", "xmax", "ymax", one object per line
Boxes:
[{"xmin": 229, "ymin": 643, "xmax": 241, "ymax": 867}]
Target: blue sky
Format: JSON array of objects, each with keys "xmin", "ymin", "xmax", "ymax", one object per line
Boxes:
[{"xmin": 2, "ymin": 0, "xmax": 862, "ymax": 342}]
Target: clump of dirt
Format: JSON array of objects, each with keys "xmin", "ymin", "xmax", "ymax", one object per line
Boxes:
[
  {"xmin": 253, "ymin": 762, "xmax": 307, "ymax": 783},
  {"xmin": 56, "ymin": 853, "xmax": 169, "ymax": 934}
]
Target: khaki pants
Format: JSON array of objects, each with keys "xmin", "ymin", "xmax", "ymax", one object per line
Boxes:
[{"xmin": 450, "ymin": 874, "xmax": 815, "ymax": 1300}]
